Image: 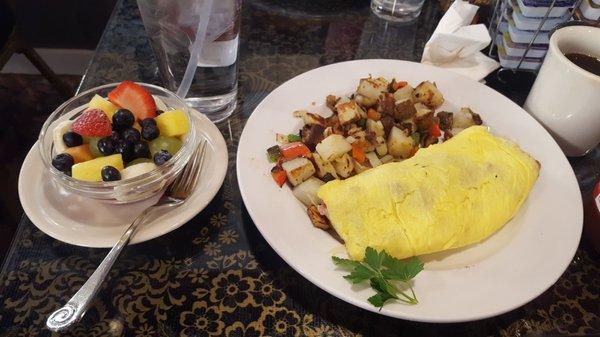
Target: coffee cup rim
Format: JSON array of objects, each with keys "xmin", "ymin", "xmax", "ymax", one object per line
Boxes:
[{"xmin": 550, "ymin": 26, "xmax": 600, "ymax": 82}]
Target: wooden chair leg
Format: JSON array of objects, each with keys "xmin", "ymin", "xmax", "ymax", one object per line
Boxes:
[
  {"xmin": 0, "ymin": 30, "xmax": 19, "ymax": 70},
  {"xmin": 17, "ymin": 44, "xmax": 74, "ymax": 98}
]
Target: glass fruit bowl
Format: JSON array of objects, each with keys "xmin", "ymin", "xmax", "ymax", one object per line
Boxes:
[{"xmin": 38, "ymin": 82, "xmax": 199, "ymax": 203}]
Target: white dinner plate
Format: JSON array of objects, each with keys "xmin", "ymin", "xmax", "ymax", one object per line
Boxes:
[
  {"xmin": 18, "ymin": 109, "xmax": 228, "ymax": 248},
  {"xmin": 236, "ymin": 60, "xmax": 583, "ymax": 323}
]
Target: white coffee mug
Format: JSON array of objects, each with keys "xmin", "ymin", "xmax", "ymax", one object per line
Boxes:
[{"xmin": 524, "ymin": 26, "xmax": 600, "ymax": 157}]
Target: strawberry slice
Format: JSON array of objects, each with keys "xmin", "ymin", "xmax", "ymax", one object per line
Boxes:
[
  {"xmin": 72, "ymin": 109, "xmax": 112, "ymax": 137},
  {"xmin": 108, "ymin": 81, "xmax": 157, "ymax": 120}
]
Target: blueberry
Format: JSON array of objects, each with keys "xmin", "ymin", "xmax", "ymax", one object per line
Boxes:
[
  {"xmin": 97, "ymin": 137, "xmax": 115, "ymax": 155},
  {"xmin": 141, "ymin": 124, "xmax": 159, "ymax": 141},
  {"xmin": 156, "ymin": 109, "xmax": 164, "ymax": 116},
  {"xmin": 62, "ymin": 132, "xmax": 83, "ymax": 147},
  {"xmin": 121, "ymin": 128, "xmax": 141, "ymax": 143},
  {"xmin": 101, "ymin": 166, "xmax": 121, "ymax": 181},
  {"xmin": 52, "ymin": 153, "xmax": 74, "ymax": 174},
  {"xmin": 133, "ymin": 141, "xmax": 150, "ymax": 159},
  {"xmin": 139, "ymin": 118, "xmax": 157, "ymax": 128},
  {"xmin": 112, "ymin": 109, "xmax": 135, "ymax": 130},
  {"xmin": 110, "ymin": 131, "xmax": 121, "ymax": 144},
  {"xmin": 153, "ymin": 150, "xmax": 172, "ymax": 166},
  {"xmin": 115, "ymin": 140, "xmax": 134, "ymax": 163}
]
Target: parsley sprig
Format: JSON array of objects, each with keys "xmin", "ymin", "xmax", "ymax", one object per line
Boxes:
[{"xmin": 332, "ymin": 247, "xmax": 424, "ymax": 308}]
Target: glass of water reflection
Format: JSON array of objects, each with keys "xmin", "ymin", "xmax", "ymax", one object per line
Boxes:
[
  {"xmin": 371, "ymin": 0, "xmax": 425, "ymax": 22},
  {"xmin": 138, "ymin": 0, "xmax": 241, "ymax": 123}
]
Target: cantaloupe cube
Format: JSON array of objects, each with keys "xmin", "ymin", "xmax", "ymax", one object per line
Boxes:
[
  {"xmin": 155, "ymin": 109, "xmax": 190, "ymax": 137},
  {"xmin": 64, "ymin": 144, "xmax": 94, "ymax": 163},
  {"xmin": 88, "ymin": 94, "xmax": 119, "ymax": 120},
  {"xmin": 72, "ymin": 154, "xmax": 124, "ymax": 182}
]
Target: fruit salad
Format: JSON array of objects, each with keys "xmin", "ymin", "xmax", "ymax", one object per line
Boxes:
[{"xmin": 51, "ymin": 81, "xmax": 190, "ymax": 182}]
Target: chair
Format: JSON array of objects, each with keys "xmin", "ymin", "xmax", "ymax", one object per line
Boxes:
[{"xmin": 0, "ymin": 0, "xmax": 74, "ymax": 97}]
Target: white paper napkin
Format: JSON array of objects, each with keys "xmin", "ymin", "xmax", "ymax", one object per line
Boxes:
[{"xmin": 421, "ymin": 0, "xmax": 499, "ymax": 81}]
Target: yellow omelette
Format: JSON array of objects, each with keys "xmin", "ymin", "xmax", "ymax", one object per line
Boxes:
[{"xmin": 317, "ymin": 126, "xmax": 539, "ymax": 260}]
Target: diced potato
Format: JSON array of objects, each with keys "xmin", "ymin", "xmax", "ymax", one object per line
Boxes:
[
  {"xmin": 412, "ymin": 81, "xmax": 444, "ymax": 109},
  {"xmin": 315, "ymin": 134, "xmax": 352, "ymax": 161},
  {"xmin": 312, "ymin": 153, "xmax": 338, "ymax": 179},
  {"xmin": 357, "ymin": 77, "xmax": 389, "ymax": 100},
  {"xmin": 281, "ymin": 157, "xmax": 316, "ymax": 186},
  {"xmin": 366, "ymin": 119, "xmax": 385, "ymax": 137},
  {"xmin": 353, "ymin": 159, "xmax": 370, "ymax": 174},
  {"xmin": 387, "ymin": 126, "xmax": 414, "ymax": 159},
  {"xmin": 375, "ymin": 142, "xmax": 388, "ymax": 157},
  {"xmin": 332, "ymin": 153, "xmax": 354, "ymax": 178},
  {"xmin": 414, "ymin": 102, "xmax": 432, "ymax": 117},
  {"xmin": 292, "ymin": 177, "xmax": 325, "ymax": 207},
  {"xmin": 450, "ymin": 127, "xmax": 465, "ymax": 136},
  {"xmin": 453, "ymin": 107, "xmax": 482, "ymax": 129},
  {"xmin": 336, "ymin": 100, "xmax": 366, "ymax": 125},
  {"xmin": 394, "ymin": 99, "xmax": 417, "ymax": 120},
  {"xmin": 380, "ymin": 154, "xmax": 394, "ymax": 164},
  {"xmin": 392, "ymin": 84, "xmax": 414, "ymax": 102},
  {"xmin": 365, "ymin": 152, "xmax": 382, "ymax": 168},
  {"xmin": 355, "ymin": 94, "xmax": 377, "ymax": 108},
  {"xmin": 293, "ymin": 110, "xmax": 325, "ymax": 125}
]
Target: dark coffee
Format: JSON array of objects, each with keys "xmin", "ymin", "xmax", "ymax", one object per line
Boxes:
[{"xmin": 564, "ymin": 53, "xmax": 600, "ymax": 77}]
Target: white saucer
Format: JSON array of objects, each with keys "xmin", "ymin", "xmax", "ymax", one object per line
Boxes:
[{"xmin": 18, "ymin": 109, "xmax": 228, "ymax": 248}]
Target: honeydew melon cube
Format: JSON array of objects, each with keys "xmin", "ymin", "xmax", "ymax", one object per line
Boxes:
[
  {"xmin": 72, "ymin": 154, "xmax": 124, "ymax": 182},
  {"xmin": 155, "ymin": 109, "xmax": 189, "ymax": 137}
]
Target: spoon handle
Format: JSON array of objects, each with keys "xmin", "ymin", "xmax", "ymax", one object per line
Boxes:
[{"xmin": 46, "ymin": 214, "xmax": 146, "ymax": 331}]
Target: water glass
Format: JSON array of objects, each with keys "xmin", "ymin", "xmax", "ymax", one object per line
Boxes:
[
  {"xmin": 138, "ymin": 0, "xmax": 242, "ymax": 123},
  {"xmin": 371, "ymin": 0, "xmax": 425, "ymax": 22}
]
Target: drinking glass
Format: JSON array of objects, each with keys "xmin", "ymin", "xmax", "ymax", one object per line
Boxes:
[
  {"xmin": 371, "ymin": 0, "xmax": 425, "ymax": 22},
  {"xmin": 138, "ymin": 0, "xmax": 242, "ymax": 123}
]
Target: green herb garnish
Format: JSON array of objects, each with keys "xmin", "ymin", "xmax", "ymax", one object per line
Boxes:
[
  {"xmin": 411, "ymin": 132, "xmax": 421, "ymax": 145},
  {"xmin": 287, "ymin": 134, "xmax": 301, "ymax": 142},
  {"xmin": 332, "ymin": 247, "xmax": 423, "ymax": 309}
]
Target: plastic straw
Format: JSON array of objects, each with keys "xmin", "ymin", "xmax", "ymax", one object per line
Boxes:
[{"xmin": 176, "ymin": 0, "xmax": 214, "ymax": 98}]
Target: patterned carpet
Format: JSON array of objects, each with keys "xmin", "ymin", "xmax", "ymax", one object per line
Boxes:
[{"xmin": 0, "ymin": 73, "xmax": 81, "ymax": 260}]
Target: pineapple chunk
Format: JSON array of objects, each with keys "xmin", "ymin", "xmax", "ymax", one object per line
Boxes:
[
  {"xmin": 88, "ymin": 94, "xmax": 119, "ymax": 120},
  {"xmin": 72, "ymin": 154, "xmax": 124, "ymax": 182},
  {"xmin": 155, "ymin": 109, "xmax": 190, "ymax": 137}
]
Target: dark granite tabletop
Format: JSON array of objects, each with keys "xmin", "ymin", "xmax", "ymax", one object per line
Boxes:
[{"xmin": 1, "ymin": 0, "xmax": 598, "ymax": 336}]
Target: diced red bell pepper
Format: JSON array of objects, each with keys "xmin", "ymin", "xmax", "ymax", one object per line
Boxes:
[
  {"xmin": 352, "ymin": 143, "xmax": 366, "ymax": 164},
  {"xmin": 428, "ymin": 123, "xmax": 442, "ymax": 138},
  {"xmin": 280, "ymin": 142, "xmax": 311, "ymax": 160},
  {"xmin": 271, "ymin": 166, "xmax": 287, "ymax": 187},
  {"xmin": 393, "ymin": 81, "xmax": 408, "ymax": 91},
  {"xmin": 367, "ymin": 108, "xmax": 381, "ymax": 121}
]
